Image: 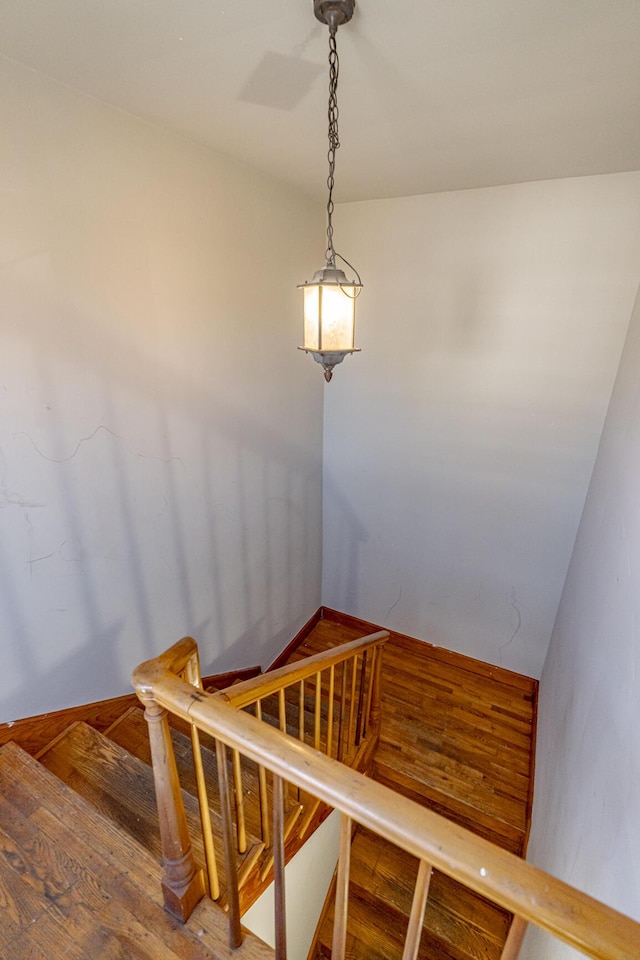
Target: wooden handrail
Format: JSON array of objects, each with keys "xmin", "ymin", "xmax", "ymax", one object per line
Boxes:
[
  {"xmin": 214, "ymin": 631, "xmax": 388, "ymax": 708},
  {"xmin": 134, "ymin": 636, "xmax": 200, "ymax": 705},
  {"xmin": 133, "ymin": 655, "xmax": 640, "ymax": 960}
]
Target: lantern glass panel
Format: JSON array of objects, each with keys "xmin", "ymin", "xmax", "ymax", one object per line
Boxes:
[
  {"xmin": 303, "ymin": 285, "xmax": 321, "ymax": 350},
  {"xmin": 318, "ymin": 284, "xmax": 356, "ymax": 350}
]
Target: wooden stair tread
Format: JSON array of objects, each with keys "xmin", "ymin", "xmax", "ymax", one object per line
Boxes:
[
  {"xmin": 105, "ymin": 706, "xmax": 336, "ymax": 917},
  {"xmin": 351, "ymin": 828, "xmax": 509, "ymax": 957},
  {"xmin": 373, "ymin": 756, "xmax": 524, "ymax": 855},
  {"xmin": 374, "ymin": 740, "xmax": 527, "ymax": 829},
  {"xmin": 316, "ymin": 891, "xmax": 472, "ymax": 960},
  {"xmin": 0, "ymin": 741, "xmax": 272, "ymax": 960},
  {"xmin": 106, "ymin": 705, "xmax": 300, "ymax": 848},
  {"xmin": 37, "ymin": 720, "xmax": 263, "ymax": 900},
  {"xmin": 315, "ymin": 837, "xmax": 508, "ymax": 960}
]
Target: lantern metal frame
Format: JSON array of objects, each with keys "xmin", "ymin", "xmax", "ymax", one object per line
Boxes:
[
  {"xmin": 298, "ymin": 266, "xmax": 361, "ymax": 381},
  {"xmin": 298, "ymin": 0, "xmax": 362, "ymax": 382}
]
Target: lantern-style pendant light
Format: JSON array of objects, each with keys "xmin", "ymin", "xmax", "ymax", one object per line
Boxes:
[{"xmin": 299, "ymin": 0, "xmax": 362, "ymax": 382}]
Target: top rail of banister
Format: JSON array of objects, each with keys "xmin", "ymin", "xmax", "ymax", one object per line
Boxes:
[
  {"xmin": 132, "ymin": 640, "xmax": 640, "ymax": 960},
  {"xmin": 214, "ymin": 630, "xmax": 388, "ymax": 708},
  {"xmin": 133, "ymin": 636, "xmax": 199, "ymax": 696}
]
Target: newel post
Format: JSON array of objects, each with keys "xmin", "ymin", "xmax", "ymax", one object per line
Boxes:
[{"xmin": 137, "ymin": 689, "xmax": 205, "ymax": 921}]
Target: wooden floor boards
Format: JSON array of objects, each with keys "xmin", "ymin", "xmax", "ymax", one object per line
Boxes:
[
  {"xmin": 0, "ymin": 610, "xmax": 536, "ymax": 960},
  {"xmin": 294, "ymin": 614, "xmax": 537, "ymax": 960},
  {"xmin": 0, "ymin": 742, "xmax": 273, "ymax": 960},
  {"xmin": 294, "ymin": 616, "xmax": 536, "ymax": 851}
]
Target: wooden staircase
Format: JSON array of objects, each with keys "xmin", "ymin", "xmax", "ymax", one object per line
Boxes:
[
  {"xmin": 0, "ymin": 665, "xmax": 337, "ymax": 959},
  {"xmin": 291, "ymin": 614, "xmax": 537, "ymax": 960},
  {"xmin": 36, "ymin": 716, "xmax": 265, "ymax": 897},
  {"xmin": 0, "ymin": 740, "xmax": 272, "ymax": 960},
  {"xmin": 28, "ymin": 696, "xmax": 332, "ymax": 915},
  {"xmin": 0, "ymin": 612, "xmax": 537, "ymax": 960}
]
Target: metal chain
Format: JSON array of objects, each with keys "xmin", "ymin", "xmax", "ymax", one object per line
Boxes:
[{"xmin": 325, "ymin": 29, "xmax": 340, "ymax": 266}]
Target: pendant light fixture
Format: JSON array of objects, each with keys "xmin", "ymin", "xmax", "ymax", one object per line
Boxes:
[{"xmin": 298, "ymin": 0, "xmax": 362, "ymax": 382}]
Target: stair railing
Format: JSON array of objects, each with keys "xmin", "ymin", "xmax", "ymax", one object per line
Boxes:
[
  {"xmin": 133, "ymin": 632, "xmax": 386, "ymax": 920},
  {"xmin": 134, "ymin": 639, "xmax": 640, "ymax": 960},
  {"xmin": 213, "ymin": 630, "xmax": 387, "ymax": 853}
]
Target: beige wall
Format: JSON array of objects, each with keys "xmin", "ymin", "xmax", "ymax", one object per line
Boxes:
[
  {"xmin": 242, "ymin": 809, "xmax": 341, "ymax": 960},
  {"xmin": 523, "ymin": 278, "xmax": 640, "ymax": 957},
  {"xmin": 0, "ymin": 56, "xmax": 324, "ymax": 721},
  {"xmin": 323, "ymin": 174, "xmax": 640, "ymax": 678}
]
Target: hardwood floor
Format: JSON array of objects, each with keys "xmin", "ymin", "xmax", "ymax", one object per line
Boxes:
[
  {"xmin": 0, "ymin": 610, "xmax": 537, "ymax": 960},
  {"xmin": 0, "ymin": 742, "xmax": 272, "ymax": 960},
  {"xmin": 290, "ymin": 613, "xmax": 538, "ymax": 960}
]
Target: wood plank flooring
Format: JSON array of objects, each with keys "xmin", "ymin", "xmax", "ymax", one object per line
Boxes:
[
  {"xmin": 290, "ymin": 613, "xmax": 537, "ymax": 960},
  {"xmin": 0, "ymin": 610, "xmax": 536, "ymax": 960},
  {"xmin": 0, "ymin": 741, "xmax": 273, "ymax": 960},
  {"xmin": 293, "ymin": 616, "xmax": 536, "ymax": 852}
]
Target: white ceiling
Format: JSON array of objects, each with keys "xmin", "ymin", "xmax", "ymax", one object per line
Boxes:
[{"xmin": 2, "ymin": 0, "xmax": 640, "ymax": 202}]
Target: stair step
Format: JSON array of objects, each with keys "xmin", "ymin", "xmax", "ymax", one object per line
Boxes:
[
  {"xmin": 0, "ymin": 741, "xmax": 273, "ymax": 960},
  {"xmin": 37, "ymin": 720, "xmax": 264, "ymax": 901},
  {"xmin": 316, "ymin": 894, "xmax": 465, "ymax": 960},
  {"xmin": 106, "ymin": 705, "xmax": 300, "ymax": 853},
  {"xmin": 353, "ymin": 828, "xmax": 509, "ymax": 958},
  {"xmin": 106, "ymin": 705, "xmax": 346, "ymax": 917},
  {"xmin": 374, "ymin": 756, "xmax": 524, "ymax": 855},
  {"xmin": 315, "ymin": 829, "xmax": 509, "ymax": 960}
]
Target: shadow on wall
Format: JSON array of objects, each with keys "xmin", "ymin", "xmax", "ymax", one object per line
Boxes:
[
  {"xmin": 0, "ymin": 298, "xmax": 333, "ymax": 722},
  {"xmin": 321, "ymin": 471, "xmax": 369, "ymax": 615}
]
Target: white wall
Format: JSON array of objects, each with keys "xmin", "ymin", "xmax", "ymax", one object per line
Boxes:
[
  {"xmin": 323, "ymin": 174, "xmax": 640, "ymax": 678},
  {"xmin": 242, "ymin": 809, "xmax": 341, "ymax": 960},
  {"xmin": 522, "ymin": 279, "xmax": 640, "ymax": 958},
  {"xmin": 0, "ymin": 56, "xmax": 324, "ymax": 722}
]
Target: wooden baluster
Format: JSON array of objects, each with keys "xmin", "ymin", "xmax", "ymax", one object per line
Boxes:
[
  {"xmin": 298, "ymin": 679, "xmax": 305, "ymax": 743},
  {"xmin": 327, "ymin": 664, "xmax": 335, "ymax": 756},
  {"xmin": 314, "ymin": 670, "xmax": 322, "ymax": 751},
  {"xmin": 362, "ymin": 647, "xmax": 376, "ymax": 740},
  {"xmin": 140, "ymin": 696, "xmax": 205, "ymax": 921},
  {"xmin": 369, "ymin": 645, "xmax": 383, "ymax": 738},
  {"xmin": 278, "ymin": 688, "xmax": 290, "ymax": 805},
  {"xmin": 347, "ymin": 655, "xmax": 358, "ymax": 758},
  {"xmin": 500, "ymin": 916, "xmax": 528, "ymax": 960},
  {"xmin": 401, "ymin": 860, "xmax": 432, "ymax": 960},
  {"xmin": 273, "ymin": 773, "xmax": 287, "ymax": 960},
  {"xmin": 298, "ymin": 679, "xmax": 305, "ymax": 803},
  {"xmin": 355, "ymin": 650, "xmax": 368, "ymax": 746},
  {"xmin": 331, "ymin": 813, "xmax": 352, "ymax": 960},
  {"xmin": 215, "ymin": 740, "xmax": 243, "ymax": 949},
  {"xmin": 183, "ymin": 649, "xmax": 219, "ymax": 901},
  {"xmin": 190, "ymin": 725, "xmax": 220, "ymax": 900},
  {"xmin": 232, "ymin": 748, "xmax": 247, "ymax": 853},
  {"xmin": 337, "ymin": 660, "xmax": 347, "ymax": 762},
  {"xmin": 255, "ymin": 701, "xmax": 270, "ymax": 847}
]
